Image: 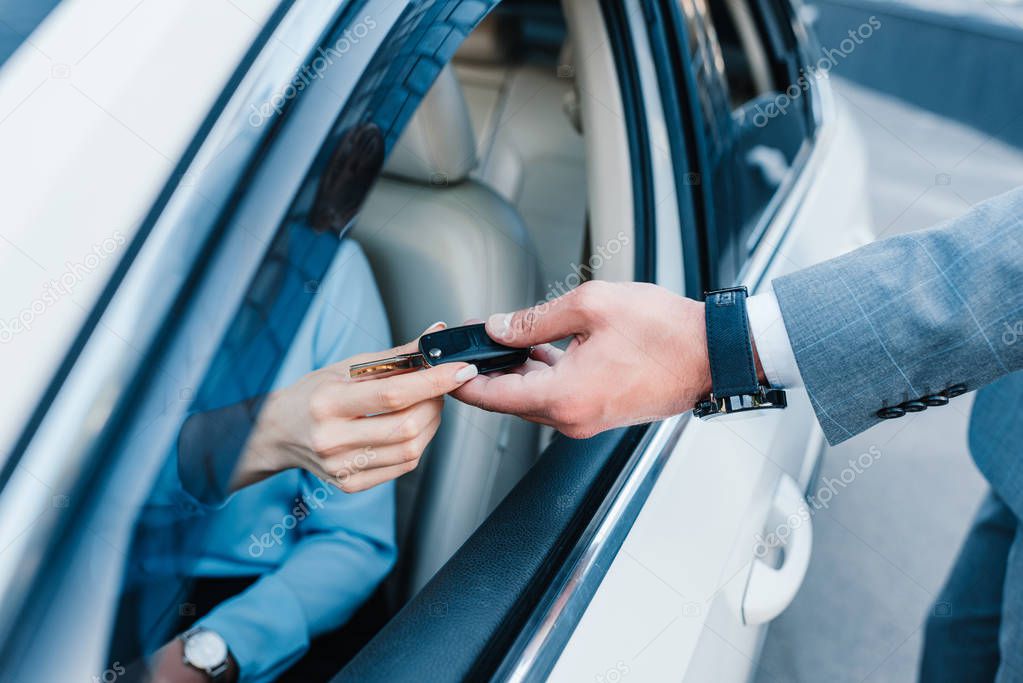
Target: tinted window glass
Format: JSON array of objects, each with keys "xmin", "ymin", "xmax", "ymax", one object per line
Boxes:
[{"xmin": 98, "ymin": 5, "xmax": 469, "ymax": 680}]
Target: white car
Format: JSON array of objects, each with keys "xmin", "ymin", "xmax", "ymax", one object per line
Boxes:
[{"xmin": 0, "ymin": 0, "xmax": 872, "ymax": 681}]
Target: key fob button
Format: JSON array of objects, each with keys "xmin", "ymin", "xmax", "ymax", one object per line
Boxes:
[
  {"xmin": 445, "ymin": 329, "xmax": 472, "ymax": 353},
  {"xmin": 418, "ymin": 323, "xmax": 529, "ymax": 373}
]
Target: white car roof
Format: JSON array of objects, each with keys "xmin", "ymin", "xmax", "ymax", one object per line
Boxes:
[{"xmin": 0, "ymin": 0, "xmax": 280, "ymax": 457}]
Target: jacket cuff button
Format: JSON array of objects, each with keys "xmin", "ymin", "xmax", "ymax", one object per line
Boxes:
[
  {"xmin": 922, "ymin": 394, "xmax": 949, "ymax": 407},
  {"xmin": 944, "ymin": 383, "xmax": 967, "ymax": 398},
  {"xmin": 877, "ymin": 406, "xmax": 906, "ymax": 419},
  {"xmin": 899, "ymin": 400, "xmax": 927, "ymax": 413}
]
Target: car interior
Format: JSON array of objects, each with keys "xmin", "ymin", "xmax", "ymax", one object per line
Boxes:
[{"xmin": 354, "ymin": 1, "xmax": 625, "ymax": 598}]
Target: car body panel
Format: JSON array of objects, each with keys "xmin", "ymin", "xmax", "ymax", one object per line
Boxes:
[
  {"xmin": 0, "ymin": 0, "xmax": 282, "ymax": 461},
  {"xmin": 550, "ymin": 82, "xmax": 873, "ymax": 682}
]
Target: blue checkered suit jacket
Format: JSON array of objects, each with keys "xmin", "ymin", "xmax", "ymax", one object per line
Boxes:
[{"xmin": 773, "ymin": 187, "xmax": 1023, "ymax": 515}]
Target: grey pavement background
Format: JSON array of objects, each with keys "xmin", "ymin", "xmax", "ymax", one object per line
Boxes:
[
  {"xmin": 810, "ymin": 0, "xmax": 1023, "ymax": 149},
  {"xmin": 752, "ymin": 78, "xmax": 1023, "ymax": 683}
]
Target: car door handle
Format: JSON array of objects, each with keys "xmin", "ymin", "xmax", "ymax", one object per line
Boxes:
[{"xmin": 741, "ymin": 474, "xmax": 812, "ymax": 625}]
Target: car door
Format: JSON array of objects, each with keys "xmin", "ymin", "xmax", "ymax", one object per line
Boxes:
[
  {"xmin": 550, "ymin": 1, "xmax": 873, "ymax": 681},
  {"xmin": 0, "ymin": 1, "xmax": 862, "ymax": 682},
  {"xmin": 334, "ymin": 1, "xmax": 825, "ymax": 681}
]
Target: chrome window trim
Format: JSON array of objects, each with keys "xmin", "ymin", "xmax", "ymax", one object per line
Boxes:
[
  {"xmin": 495, "ymin": 415, "xmax": 687, "ymax": 683},
  {"xmin": 0, "ymin": 0, "xmax": 352, "ymax": 646},
  {"xmin": 494, "ymin": 3, "xmax": 834, "ymax": 678}
]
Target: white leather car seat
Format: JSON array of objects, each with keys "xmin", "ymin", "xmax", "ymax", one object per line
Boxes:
[
  {"xmin": 453, "ymin": 19, "xmax": 589, "ymax": 294},
  {"xmin": 355, "ymin": 66, "xmax": 541, "ymax": 594}
]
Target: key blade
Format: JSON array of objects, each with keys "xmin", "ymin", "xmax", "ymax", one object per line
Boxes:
[{"xmin": 349, "ymin": 352, "xmax": 425, "ymax": 379}]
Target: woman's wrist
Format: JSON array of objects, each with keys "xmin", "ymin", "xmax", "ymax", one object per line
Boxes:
[{"xmin": 231, "ymin": 390, "xmax": 294, "ymax": 489}]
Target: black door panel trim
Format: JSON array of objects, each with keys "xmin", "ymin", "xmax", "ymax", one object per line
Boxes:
[{"xmin": 334, "ymin": 426, "xmax": 648, "ymax": 683}]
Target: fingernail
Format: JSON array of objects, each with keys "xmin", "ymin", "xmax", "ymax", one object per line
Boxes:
[
  {"xmin": 455, "ymin": 364, "xmax": 479, "ymax": 382},
  {"xmin": 428, "ymin": 320, "xmax": 447, "ymax": 330},
  {"xmin": 487, "ymin": 313, "xmax": 512, "ymax": 340}
]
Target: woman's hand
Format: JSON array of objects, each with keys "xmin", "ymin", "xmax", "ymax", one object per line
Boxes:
[{"xmin": 236, "ymin": 323, "xmax": 477, "ymax": 492}]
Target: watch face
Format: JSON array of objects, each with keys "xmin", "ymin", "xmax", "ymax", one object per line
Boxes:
[{"xmin": 183, "ymin": 630, "xmax": 228, "ymax": 669}]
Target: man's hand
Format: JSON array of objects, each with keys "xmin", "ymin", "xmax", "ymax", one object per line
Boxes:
[{"xmin": 451, "ymin": 281, "xmax": 711, "ymax": 438}]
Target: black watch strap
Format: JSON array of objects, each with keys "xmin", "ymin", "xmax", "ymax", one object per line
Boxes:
[{"xmin": 705, "ymin": 286, "xmax": 760, "ymax": 396}]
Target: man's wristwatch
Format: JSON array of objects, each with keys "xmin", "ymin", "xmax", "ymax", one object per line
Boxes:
[
  {"xmin": 694, "ymin": 286, "xmax": 787, "ymax": 419},
  {"xmin": 180, "ymin": 627, "xmax": 230, "ymax": 682}
]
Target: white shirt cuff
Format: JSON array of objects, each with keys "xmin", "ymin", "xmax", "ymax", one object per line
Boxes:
[{"xmin": 746, "ymin": 291, "xmax": 802, "ymax": 388}]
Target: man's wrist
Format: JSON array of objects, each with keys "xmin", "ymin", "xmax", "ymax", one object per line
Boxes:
[
  {"xmin": 702, "ymin": 287, "xmax": 762, "ymax": 396},
  {"xmin": 682, "ymin": 297, "xmax": 713, "ymax": 403},
  {"xmin": 694, "ymin": 287, "xmax": 788, "ymax": 419}
]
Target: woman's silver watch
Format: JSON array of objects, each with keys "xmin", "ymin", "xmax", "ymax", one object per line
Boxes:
[{"xmin": 179, "ymin": 627, "xmax": 230, "ymax": 682}]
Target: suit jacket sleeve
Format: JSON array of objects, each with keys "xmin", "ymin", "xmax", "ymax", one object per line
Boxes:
[{"xmin": 771, "ymin": 186, "xmax": 1023, "ymax": 445}]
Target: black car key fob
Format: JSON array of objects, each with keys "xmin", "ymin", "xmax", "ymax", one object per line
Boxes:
[{"xmin": 349, "ymin": 323, "xmax": 530, "ymax": 379}]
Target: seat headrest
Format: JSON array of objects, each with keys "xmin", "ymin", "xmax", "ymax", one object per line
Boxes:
[
  {"xmin": 452, "ymin": 14, "xmax": 510, "ymax": 64},
  {"xmin": 384, "ymin": 66, "xmax": 477, "ymax": 185}
]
